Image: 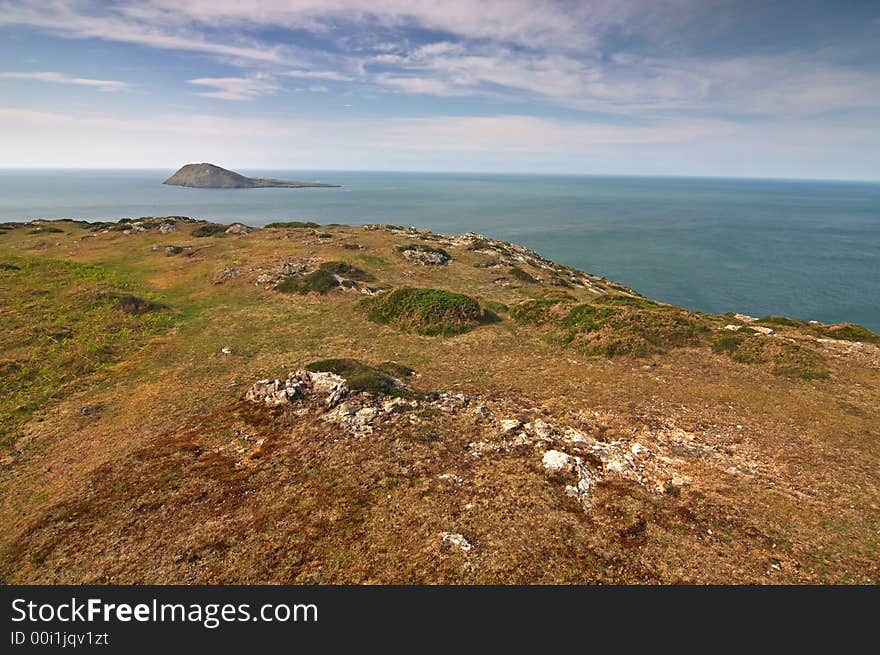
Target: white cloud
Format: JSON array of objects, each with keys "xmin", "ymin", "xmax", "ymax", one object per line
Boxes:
[
  {"xmin": 0, "ymin": 71, "xmax": 131, "ymax": 92},
  {"xmin": 187, "ymin": 75, "xmax": 280, "ymax": 100},
  {"xmin": 1, "ymin": 106, "xmax": 877, "ymax": 179},
  {"xmin": 284, "ymin": 69, "xmax": 354, "ymax": 82}
]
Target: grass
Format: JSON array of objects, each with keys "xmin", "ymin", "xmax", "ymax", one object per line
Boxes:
[
  {"xmin": 364, "ymin": 287, "xmax": 487, "ymax": 336},
  {"xmin": 711, "ymin": 331, "xmax": 829, "ymax": 379},
  {"xmin": 1, "ymin": 220, "xmax": 878, "ymax": 586},
  {"xmin": 757, "ymin": 314, "xmax": 880, "ymax": 344},
  {"xmin": 191, "ymin": 223, "xmax": 227, "ymax": 237},
  {"xmin": 305, "ymin": 358, "xmax": 416, "ymax": 396},
  {"xmin": 508, "ymin": 266, "xmax": 539, "ymax": 284},
  {"xmin": 0, "ymin": 257, "xmax": 175, "ymax": 450},
  {"xmin": 820, "ymin": 323, "xmax": 880, "ymax": 344},
  {"xmin": 511, "ymin": 294, "xmax": 707, "ymax": 357}
]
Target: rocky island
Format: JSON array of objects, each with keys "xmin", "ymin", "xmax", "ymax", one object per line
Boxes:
[
  {"xmin": 163, "ymin": 162, "xmax": 340, "ymax": 189},
  {"xmin": 1, "ymin": 217, "xmax": 878, "ymax": 584}
]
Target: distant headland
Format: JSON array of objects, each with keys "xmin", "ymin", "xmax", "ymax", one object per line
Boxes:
[{"xmin": 163, "ymin": 163, "xmax": 340, "ymax": 189}]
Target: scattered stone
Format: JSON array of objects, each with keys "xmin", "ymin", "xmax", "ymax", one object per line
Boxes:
[
  {"xmin": 220, "ymin": 347, "xmax": 232, "ymax": 355},
  {"xmin": 543, "ymin": 449, "xmax": 579, "ymax": 474},
  {"xmin": 399, "ymin": 245, "xmax": 451, "ymax": 265},
  {"xmin": 165, "ymin": 245, "xmax": 184, "ymax": 256},
  {"xmin": 440, "ymin": 532, "xmax": 473, "ymax": 552},
  {"xmin": 438, "ymin": 473, "xmax": 463, "ymax": 484},
  {"xmin": 158, "ymin": 222, "xmax": 177, "ymax": 234},
  {"xmin": 214, "ymin": 267, "xmax": 238, "ymax": 283},
  {"xmin": 526, "ymin": 419, "xmax": 552, "ymax": 439}
]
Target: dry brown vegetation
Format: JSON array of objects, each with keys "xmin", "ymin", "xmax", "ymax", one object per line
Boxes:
[{"xmin": 0, "ymin": 218, "xmax": 878, "ymax": 584}]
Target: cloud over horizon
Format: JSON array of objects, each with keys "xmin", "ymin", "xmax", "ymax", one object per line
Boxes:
[{"xmin": 0, "ymin": 0, "xmax": 878, "ymax": 178}]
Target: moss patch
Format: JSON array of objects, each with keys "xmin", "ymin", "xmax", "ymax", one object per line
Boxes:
[
  {"xmin": 364, "ymin": 287, "xmax": 488, "ymax": 336},
  {"xmin": 305, "ymin": 358, "xmax": 416, "ymax": 396}
]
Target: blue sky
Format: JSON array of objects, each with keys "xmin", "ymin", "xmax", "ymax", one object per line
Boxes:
[{"xmin": 0, "ymin": 0, "xmax": 878, "ymax": 179}]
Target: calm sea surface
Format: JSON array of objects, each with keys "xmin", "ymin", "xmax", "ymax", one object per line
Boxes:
[{"xmin": 1, "ymin": 169, "xmax": 878, "ymax": 330}]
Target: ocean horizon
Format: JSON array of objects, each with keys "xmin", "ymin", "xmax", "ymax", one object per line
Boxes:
[{"xmin": 2, "ymin": 168, "xmax": 878, "ymax": 331}]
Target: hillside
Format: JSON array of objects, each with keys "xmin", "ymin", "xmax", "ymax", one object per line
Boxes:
[
  {"xmin": 163, "ymin": 163, "xmax": 340, "ymax": 189},
  {"xmin": 0, "ymin": 217, "xmax": 878, "ymax": 584}
]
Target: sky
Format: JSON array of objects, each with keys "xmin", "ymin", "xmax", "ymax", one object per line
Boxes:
[{"xmin": 0, "ymin": 0, "xmax": 879, "ymax": 179}]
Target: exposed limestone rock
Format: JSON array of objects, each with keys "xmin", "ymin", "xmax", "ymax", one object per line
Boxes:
[
  {"xmin": 225, "ymin": 223, "xmax": 250, "ymax": 235},
  {"xmin": 440, "ymin": 532, "xmax": 473, "ymax": 552}
]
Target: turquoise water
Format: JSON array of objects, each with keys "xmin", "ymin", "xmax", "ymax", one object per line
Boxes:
[{"xmin": 1, "ymin": 169, "xmax": 878, "ymax": 331}]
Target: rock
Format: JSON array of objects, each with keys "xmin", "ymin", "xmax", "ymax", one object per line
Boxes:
[
  {"xmin": 225, "ymin": 223, "xmax": 250, "ymax": 235},
  {"xmin": 400, "ymin": 247, "xmax": 451, "ymax": 266},
  {"xmin": 158, "ymin": 222, "xmax": 177, "ymax": 234},
  {"xmin": 752, "ymin": 326, "xmax": 775, "ymax": 335},
  {"xmin": 734, "ymin": 313, "xmax": 757, "ymax": 322},
  {"xmin": 723, "ymin": 324, "xmax": 742, "ymax": 331},
  {"xmin": 214, "ymin": 267, "xmax": 238, "ymax": 283},
  {"xmin": 499, "ymin": 419, "xmax": 522, "ymax": 434},
  {"xmin": 438, "ymin": 473, "xmax": 463, "ymax": 484},
  {"xmin": 220, "ymin": 347, "xmax": 232, "ymax": 355},
  {"xmin": 164, "ymin": 245, "xmax": 184, "ymax": 256},
  {"xmin": 526, "ymin": 419, "xmax": 552, "ymax": 439},
  {"xmin": 542, "ymin": 449, "xmax": 579, "ymax": 475},
  {"xmin": 563, "ymin": 427, "xmax": 591, "ymax": 444},
  {"xmin": 631, "ymin": 442, "xmax": 647, "ymax": 457},
  {"xmin": 439, "ymin": 532, "xmax": 473, "ymax": 552}
]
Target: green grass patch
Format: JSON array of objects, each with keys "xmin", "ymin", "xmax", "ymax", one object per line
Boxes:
[
  {"xmin": 0, "ymin": 257, "xmax": 176, "ymax": 451},
  {"xmin": 358, "ymin": 254, "xmax": 389, "ymax": 269},
  {"xmin": 711, "ymin": 331, "xmax": 829, "ymax": 379},
  {"xmin": 511, "ymin": 293, "xmax": 707, "ymax": 356},
  {"xmin": 817, "ymin": 323, "xmax": 880, "ymax": 344},
  {"xmin": 364, "ymin": 287, "xmax": 488, "ymax": 336},
  {"xmin": 305, "ymin": 358, "xmax": 416, "ymax": 396}
]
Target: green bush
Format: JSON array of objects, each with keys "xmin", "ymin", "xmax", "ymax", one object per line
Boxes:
[
  {"xmin": 365, "ymin": 287, "xmax": 486, "ymax": 336},
  {"xmin": 305, "ymin": 358, "xmax": 416, "ymax": 396}
]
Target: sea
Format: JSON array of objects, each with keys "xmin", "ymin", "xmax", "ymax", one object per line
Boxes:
[{"xmin": 1, "ymin": 169, "xmax": 878, "ymax": 331}]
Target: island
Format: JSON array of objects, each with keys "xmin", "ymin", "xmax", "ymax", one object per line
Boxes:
[{"xmin": 163, "ymin": 162, "xmax": 340, "ymax": 189}]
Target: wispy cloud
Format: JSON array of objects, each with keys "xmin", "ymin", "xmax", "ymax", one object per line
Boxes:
[
  {"xmin": 0, "ymin": 71, "xmax": 131, "ymax": 92},
  {"xmin": 187, "ymin": 75, "xmax": 280, "ymax": 100}
]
